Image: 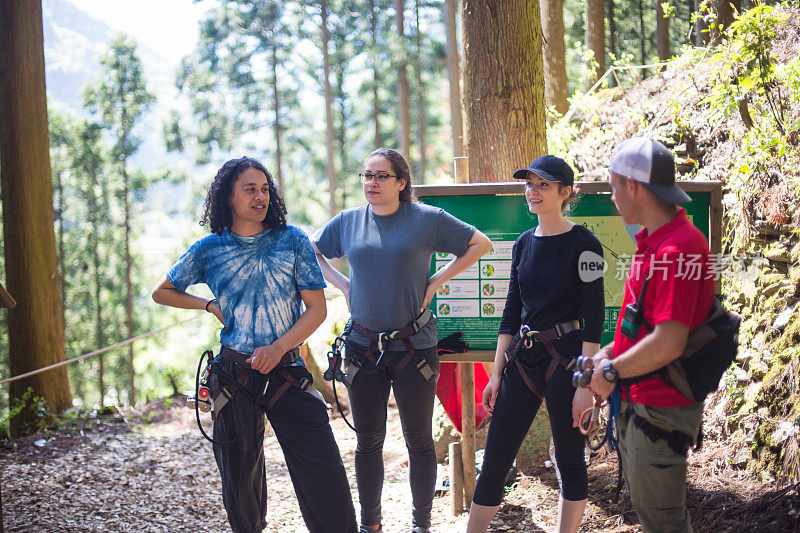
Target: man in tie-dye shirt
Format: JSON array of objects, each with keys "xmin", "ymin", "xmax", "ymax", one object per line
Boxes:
[{"xmin": 153, "ymin": 157, "xmax": 356, "ymax": 533}]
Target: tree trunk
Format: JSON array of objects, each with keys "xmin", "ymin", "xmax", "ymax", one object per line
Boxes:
[
  {"xmin": 271, "ymin": 44, "xmax": 284, "ymax": 192},
  {"xmin": 88, "ymin": 191, "xmax": 105, "ymax": 407},
  {"xmin": 415, "ymin": 0, "xmax": 426, "ymax": 183},
  {"xmin": 396, "ymin": 0, "xmax": 411, "ymax": 158},
  {"xmin": 370, "ymin": 0, "xmax": 382, "ymax": 148},
  {"xmin": 540, "ymin": 0, "xmax": 569, "ymax": 115},
  {"xmin": 639, "ymin": 0, "xmax": 648, "ymax": 78},
  {"xmin": 656, "ymin": 0, "xmax": 671, "ymax": 61},
  {"xmin": 692, "ymin": 0, "xmax": 706, "ymax": 45},
  {"xmin": 444, "ymin": 0, "xmax": 464, "ymax": 157},
  {"xmin": 321, "ymin": 0, "xmax": 337, "ymax": 216},
  {"xmin": 0, "ymin": 0, "xmax": 73, "ymax": 435},
  {"xmin": 585, "ymin": 0, "xmax": 606, "ymax": 88},
  {"xmin": 55, "ymin": 169, "xmax": 66, "ymax": 331},
  {"xmin": 120, "ymin": 118, "xmax": 135, "ymax": 406},
  {"xmin": 336, "ymin": 64, "xmax": 348, "ymax": 208},
  {"xmin": 607, "ymin": 0, "xmax": 617, "ymax": 87},
  {"xmin": 461, "ymin": 0, "xmax": 547, "ymax": 182},
  {"xmin": 714, "ymin": 0, "xmax": 740, "ymax": 41}
]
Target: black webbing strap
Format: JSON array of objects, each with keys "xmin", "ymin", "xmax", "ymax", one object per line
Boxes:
[
  {"xmin": 514, "ymin": 358, "xmax": 544, "ymax": 398},
  {"xmin": 220, "ymin": 345, "xmax": 301, "ymax": 367},
  {"xmin": 521, "ymin": 320, "xmax": 581, "ymax": 368},
  {"xmin": 349, "ymin": 309, "xmax": 431, "ymax": 376},
  {"xmin": 622, "ymin": 404, "xmax": 697, "ymax": 457},
  {"xmin": 504, "ymin": 320, "xmax": 581, "ymax": 395},
  {"xmin": 265, "ymin": 367, "xmax": 310, "ymax": 411},
  {"xmin": 220, "ymin": 346, "xmax": 308, "ymax": 411}
]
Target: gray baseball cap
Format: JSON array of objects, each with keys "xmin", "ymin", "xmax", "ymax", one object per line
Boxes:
[{"xmin": 609, "ymin": 137, "xmax": 691, "ymax": 205}]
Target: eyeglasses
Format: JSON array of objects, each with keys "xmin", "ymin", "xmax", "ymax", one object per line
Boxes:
[{"xmin": 359, "ymin": 172, "xmax": 398, "ymax": 183}]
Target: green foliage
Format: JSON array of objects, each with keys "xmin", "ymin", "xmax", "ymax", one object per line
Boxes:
[
  {"xmin": 0, "ymin": 388, "xmax": 48, "ymax": 438},
  {"xmin": 50, "ymin": 110, "xmax": 127, "ymax": 407},
  {"xmin": 563, "ymin": 0, "xmax": 700, "ymax": 95},
  {"xmin": 697, "ymin": 4, "xmax": 800, "ymax": 482},
  {"xmin": 80, "ymin": 34, "xmax": 158, "ymax": 406},
  {"xmin": 705, "ymin": 4, "xmax": 789, "ymax": 132},
  {"xmin": 173, "ymin": 0, "xmax": 450, "ymax": 225},
  {"xmin": 26, "ymin": 34, "xmax": 165, "ymax": 410},
  {"xmin": 84, "ymin": 34, "xmax": 156, "ymax": 161},
  {"xmin": 699, "ymin": 3, "xmax": 800, "ymax": 254},
  {"xmin": 161, "ymin": 365, "xmax": 188, "ymax": 396},
  {"xmin": 661, "ymin": 1, "xmax": 676, "ymax": 19}
]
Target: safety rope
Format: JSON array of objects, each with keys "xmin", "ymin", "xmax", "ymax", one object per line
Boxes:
[{"xmin": 0, "ymin": 316, "xmax": 202, "ymax": 385}]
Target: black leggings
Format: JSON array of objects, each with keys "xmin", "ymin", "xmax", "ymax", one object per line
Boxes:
[
  {"xmin": 472, "ymin": 357, "xmax": 588, "ymax": 506},
  {"xmin": 344, "ymin": 342, "xmax": 439, "ymax": 529}
]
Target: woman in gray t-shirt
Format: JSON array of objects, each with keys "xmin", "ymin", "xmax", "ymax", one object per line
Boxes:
[{"xmin": 314, "ymin": 148, "xmax": 492, "ymax": 533}]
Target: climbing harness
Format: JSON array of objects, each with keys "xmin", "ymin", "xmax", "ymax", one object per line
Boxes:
[
  {"xmin": 189, "ymin": 345, "xmax": 325, "ymax": 445},
  {"xmin": 323, "ymin": 310, "xmax": 439, "ymax": 435},
  {"xmin": 349, "ymin": 308, "xmax": 436, "ymax": 382},
  {"xmin": 323, "ymin": 320, "xmax": 364, "ymax": 435},
  {"xmin": 503, "ymin": 319, "xmax": 582, "ymax": 398}
]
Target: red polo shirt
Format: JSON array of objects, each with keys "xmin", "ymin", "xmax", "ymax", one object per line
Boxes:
[{"xmin": 613, "ymin": 208, "xmax": 715, "ymax": 407}]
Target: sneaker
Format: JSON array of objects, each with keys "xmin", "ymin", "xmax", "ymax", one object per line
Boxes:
[
  {"xmin": 359, "ymin": 526, "xmax": 382, "ymax": 533},
  {"xmin": 410, "ymin": 528, "xmax": 431, "ymax": 533}
]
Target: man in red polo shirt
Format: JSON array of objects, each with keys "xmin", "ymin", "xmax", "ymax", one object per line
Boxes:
[{"xmin": 589, "ymin": 137, "xmax": 714, "ymax": 532}]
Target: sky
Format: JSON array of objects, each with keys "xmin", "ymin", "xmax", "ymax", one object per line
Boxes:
[{"xmin": 65, "ymin": 0, "xmax": 212, "ymax": 64}]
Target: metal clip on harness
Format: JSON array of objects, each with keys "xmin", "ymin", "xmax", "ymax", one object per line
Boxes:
[
  {"xmin": 519, "ymin": 324, "xmax": 539, "ymax": 350},
  {"xmin": 190, "ymin": 350, "xmax": 258, "ymax": 446},
  {"xmin": 323, "ymin": 320, "xmax": 367, "ymax": 435}
]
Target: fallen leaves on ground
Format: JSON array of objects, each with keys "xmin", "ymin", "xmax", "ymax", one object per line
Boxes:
[{"xmin": 1, "ymin": 398, "xmax": 798, "ymax": 532}]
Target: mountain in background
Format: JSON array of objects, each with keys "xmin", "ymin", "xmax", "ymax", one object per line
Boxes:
[
  {"xmin": 42, "ymin": 0, "xmax": 186, "ymax": 169},
  {"xmin": 41, "ymin": 0, "xmax": 207, "ymax": 268}
]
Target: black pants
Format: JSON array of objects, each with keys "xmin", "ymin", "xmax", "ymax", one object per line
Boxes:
[
  {"xmin": 472, "ymin": 356, "xmax": 588, "ymax": 506},
  {"xmin": 344, "ymin": 343, "xmax": 439, "ymax": 529},
  {"xmin": 212, "ymin": 356, "xmax": 357, "ymax": 533}
]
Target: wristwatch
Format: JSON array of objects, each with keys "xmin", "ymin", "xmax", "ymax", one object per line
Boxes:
[{"xmin": 601, "ymin": 360, "xmax": 619, "ymax": 383}]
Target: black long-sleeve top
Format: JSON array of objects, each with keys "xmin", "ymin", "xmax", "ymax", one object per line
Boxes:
[{"xmin": 499, "ymin": 224, "xmax": 605, "ymax": 364}]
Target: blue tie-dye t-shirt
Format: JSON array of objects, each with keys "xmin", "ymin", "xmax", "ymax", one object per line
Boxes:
[{"xmin": 166, "ymin": 225, "xmax": 326, "ymax": 365}]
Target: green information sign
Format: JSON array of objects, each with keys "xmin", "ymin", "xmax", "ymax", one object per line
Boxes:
[{"xmin": 418, "ymin": 182, "xmax": 719, "ymax": 350}]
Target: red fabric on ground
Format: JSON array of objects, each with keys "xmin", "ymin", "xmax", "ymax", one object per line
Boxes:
[{"xmin": 436, "ymin": 362, "xmax": 490, "ymax": 435}]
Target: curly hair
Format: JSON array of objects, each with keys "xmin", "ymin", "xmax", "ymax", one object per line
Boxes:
[
  {"xmin": 366, "ymin": 148, "xmax": 417, "ymax": 203},
  {"xmin": 200, "ymin": 157, "xmax": 287, "ymax": 234}
]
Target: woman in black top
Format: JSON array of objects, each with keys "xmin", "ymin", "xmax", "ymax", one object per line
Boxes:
[{"xmin": 466, "ymin": 155, "xmax": 605, "ymax": 533}]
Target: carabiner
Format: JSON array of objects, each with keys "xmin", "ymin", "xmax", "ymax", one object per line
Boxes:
[{"xmin": 523, "ymin": 337, "xmax": 534, "ymax": 349}]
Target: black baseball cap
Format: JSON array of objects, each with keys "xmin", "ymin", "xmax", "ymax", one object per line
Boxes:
[
  {"xmin": 609, "ymin": 137, "xmax": 691, "ymax": 204},
  {"xmin": 512, "ymin": 155, "xmax": 574, "ymax": 187}
]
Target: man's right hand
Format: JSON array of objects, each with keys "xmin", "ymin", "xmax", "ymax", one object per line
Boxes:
[
  {"xmin": 594, "ymin": 344, "xmax": 612, "ymax": 362},
  {"xmin": 208, "ymin": 300, "xmax": 227, "ymax": 327}
]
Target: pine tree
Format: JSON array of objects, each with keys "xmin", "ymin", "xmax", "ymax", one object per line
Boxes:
[
  {"xmin": 73, "ymin": 122, "xmax": 113, "ymax": 405},
  {"xmin": 84, "ymin": 34, "xmax": 155, "ymax": 406}
]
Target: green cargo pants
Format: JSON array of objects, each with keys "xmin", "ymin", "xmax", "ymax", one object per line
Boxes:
[{"xmin": 618, "ymin": 400, "xmax": 703, "ymax": 533}]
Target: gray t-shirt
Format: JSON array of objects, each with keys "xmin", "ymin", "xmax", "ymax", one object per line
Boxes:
[{"xmin": 315, "ymin": 201, "xmax": 475, "ymax": 350}]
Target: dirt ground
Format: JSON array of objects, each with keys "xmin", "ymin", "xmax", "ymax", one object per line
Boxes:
[{"xmin": 1, "ymin": 397, "xmax": 798, "ymax": 532}]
